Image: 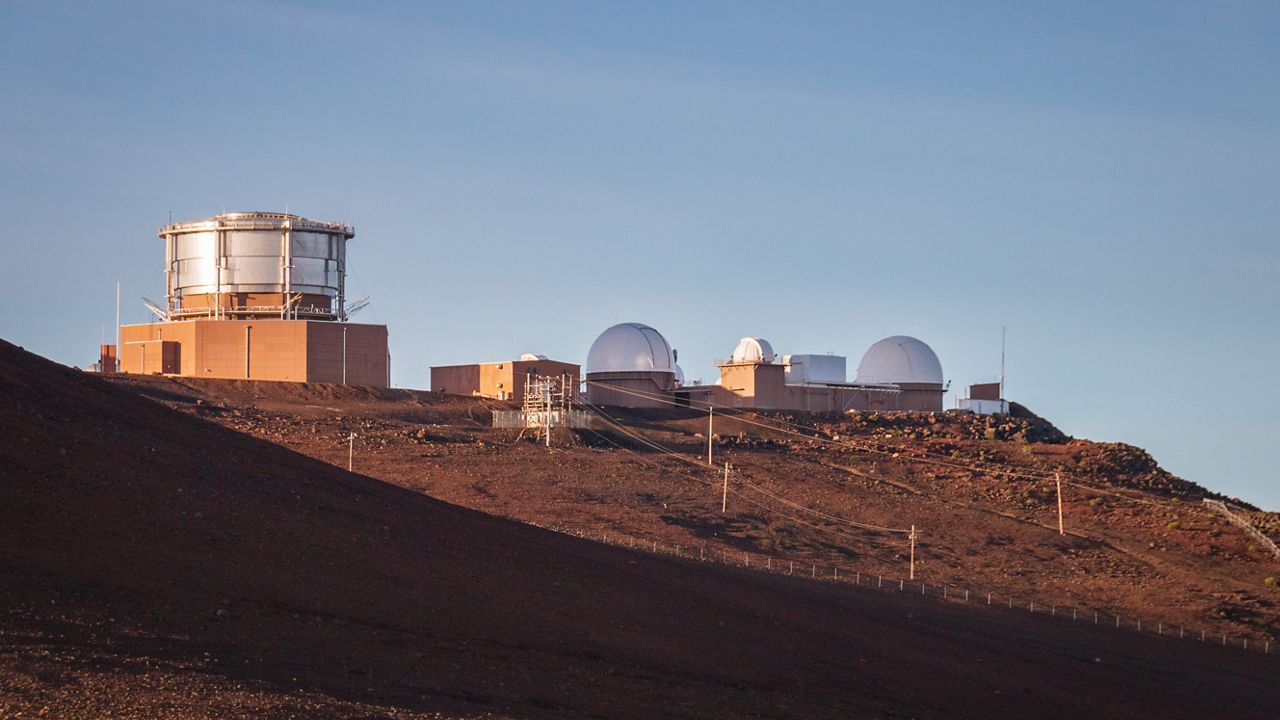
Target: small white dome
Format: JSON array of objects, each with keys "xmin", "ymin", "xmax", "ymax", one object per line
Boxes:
[
  {"xmin": 673, "ymin": 364, "xmax": 685, "ymax": 388},
  {"xmin": 518, "ymin": 353, "xmax": 548, "ymax": 361},
  {"xmin": 856, "ymin": 336, "xmax": 943, "ymax": 385},
  {"xmin": 731, "ymin": 337, "xmax": 775, "ymax": 364},
  {"xmin": 586, "ymin": 322, "xmax": 676, "ymax": 375}
]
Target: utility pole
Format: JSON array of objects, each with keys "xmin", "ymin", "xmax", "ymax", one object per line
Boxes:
[
  {"xmin": 114, "ymin": 282, "xmax": 121, "ymax": 372},
  {"xmin": 1056, "ymin": 471, "xmax": 1065, "ymax": 535},
  {"xmin": 909, "ymin": 525, "xmax": 917, "ymax": 580},
  {"xmin": 707, "ymin": 407, "xmax": 714, "ymax": 466},
  {"xmin": 1000, "ymin": 325, "xmax": 1007, "ymax": 398},
  {"xmin": 721, "ymin": 462, "xmax": 729, "ymax": 513},
  {"xmin": 348, "ymin": 432, "xmax": 355, "ymax": 471}
]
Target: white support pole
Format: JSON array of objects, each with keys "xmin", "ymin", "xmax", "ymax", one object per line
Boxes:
[
  {"xmin": 1056, "ymin": 471, "xmax": 1065, "ymax": 535},
  {"xmin": 348, "ymin": 432, "xmax": 354, "ymax": 471},
  {"xmin": 909, "ymin": 525, "xmax": 917, "ymax": 580},
  {"xmin": 114, "ymin": 281, "xmax": 121, "ymax": 373},
  {"xmin": 721, "ymin": 462, "xmax": 729, "ymax": 513},
  {"xmin": 707, "ymin": 407, "xmax": 714, "ymax": 466}
]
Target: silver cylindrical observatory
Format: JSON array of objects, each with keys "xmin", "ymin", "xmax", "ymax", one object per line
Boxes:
[{"xmin": 158, "ymin": 212, "xmax": 355, "ymax": 321}]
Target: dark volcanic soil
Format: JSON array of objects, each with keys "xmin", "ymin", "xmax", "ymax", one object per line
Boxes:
[
  {"xmin": 113, "ymin": 373, "xmax": 1280, "ymax": 646},
  {"xmin": 1, "ymin": 341, "xmax": 1276, "ymax": 719}
]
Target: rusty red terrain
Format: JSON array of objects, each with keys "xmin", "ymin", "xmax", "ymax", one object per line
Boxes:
[{"xmin": 0, "ymin": 340, "xmax": 1275, "ymax": 719}]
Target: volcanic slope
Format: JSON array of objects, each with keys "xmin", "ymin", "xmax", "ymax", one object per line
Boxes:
[
  {"xmin": 0, "ymin": 342, "xmax": 1273, "ymax": 720},
  {"xmin": 116, "ymin": 373, "xmax": 1280, "ymax": 646}
]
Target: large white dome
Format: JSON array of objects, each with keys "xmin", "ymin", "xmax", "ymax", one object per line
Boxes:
[
  {"xmin": 586, "ymin": 322, "xmax": 676, "ymax": 375},
  {"xmin": 731, "ymin": 337, "xmax": 775, "ymax": 364},
  {"xmin": 855, "ymin": 336, "xmax": 943, "ymax": 385},
  {"xmin": 732, "ymin": 333, "xmax": 778, "ymax": 361}
]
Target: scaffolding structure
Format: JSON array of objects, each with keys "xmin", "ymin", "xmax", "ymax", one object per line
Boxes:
[{"xmin": 491, "ymin": 372, "xmax": 593, "ymax": 443}]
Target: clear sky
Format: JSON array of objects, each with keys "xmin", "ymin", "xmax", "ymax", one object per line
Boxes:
[{"xmin": 2, "ymin": 1, "xmax": 1277, "ymax": 508}]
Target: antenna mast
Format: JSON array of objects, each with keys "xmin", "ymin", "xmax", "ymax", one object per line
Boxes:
[
  {"xmin": 115, "ymin": 282, "xmax": 121, "ymax": 373},
  {"xmin": 1000, "ymin": 325, "xmax": 1006, "ymax": 397}
]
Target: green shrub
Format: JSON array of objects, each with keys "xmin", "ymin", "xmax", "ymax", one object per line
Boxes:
[
  {"xmin": 1089, "ymin": 497, "xmax": 1104, "ymax": 507},
  {"xmin": 1166, "ymin": 521, "xmax": 1181, "ymax": 531},
  {"xmin": 1264, "ymin": 577, "xmax": 1277, "ymax": 588}
]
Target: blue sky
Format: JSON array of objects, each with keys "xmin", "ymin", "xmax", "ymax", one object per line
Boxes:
[{"xmin": 2, "ymin": 1, "xmax": 1277, "ymax": 508}]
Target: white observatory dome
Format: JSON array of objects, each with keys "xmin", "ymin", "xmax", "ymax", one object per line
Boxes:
[
  {"xmin": 519, "ymin": 353, "xmax": 548, "ymax": 361},
  {"xmin": 731, "ymin": 337, "xmax": 775, "ymax": 364},
  {"xmin": 855, "ymin": 336, "xmax": 944, "ymax": 385},
  {"xmin": 585, "ymin": 322, "xmax": 676, "ymax": 375},
  {"xmin": 673, "ymin": 364, "xmax": 685, "ymax": 388}
]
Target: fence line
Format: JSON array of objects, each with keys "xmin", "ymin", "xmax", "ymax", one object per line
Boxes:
[
  {"xmin": 528, "ymin": 520, "xmax": 1276, "ymax": 659},
  {"xmin": 1203, "ymin": 499, "xmax": 1280, "ymax": 558}
]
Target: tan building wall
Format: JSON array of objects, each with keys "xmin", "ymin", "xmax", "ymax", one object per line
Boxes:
[
  {"xmin": 509, "ymin": 360, "xmax": 580, "ymax": 401},
  {"xmin": 118, "ymin": 319, "xmax": 388, "ymax": 386},
  {"xmin": 896, "ymin": 383, "xmax": 945, "ymax": 412},
  {"xmin": 585, "ymin": 371, "xmax": 675, "ymax": 408},
  {"xmin": 127, "ymin": 340, "xmax": 179, "ymax": 374},
  {"xmin": 307, "ymin": 322, "xmax": 389, "ymax": 385},
  {"xmin": 970, "ymin": 382, "xmax": 1001, "ymax": 401},
  {"xmin": 677, "ymin": 364, "xmax": 923, "ymax": 414},
  {"xmin": 431, "ymin": 359, "xmax": 580, "ymax": 400},
  {"xmin": 430, "ymin": 364, "xmax": 482, "ymax": 395}
]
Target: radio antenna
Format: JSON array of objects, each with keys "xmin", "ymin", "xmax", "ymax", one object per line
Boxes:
[{"xmin": 1000, "ymin": 325, "xmax": 1007, "ymax": 397}]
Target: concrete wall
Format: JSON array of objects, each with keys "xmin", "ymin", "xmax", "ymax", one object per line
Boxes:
[
  {"xmin": 970, "ymin": 382, "xmax": 1001, "ymax": 401},
  {"xmin": 585, "ymin": 372, "xmax": 675, "ymax": 408},
  {"xmin": 118, "ymin": 319, "xmax": 388, "ymax": 386},
  {"xmin": 896, "ymin": 383, "xmax": 945, "ymax": 412},
  {"xmin": 674, "ymin": 363, "xmax": 919, "ymax": 414},
  {"xmin": 121, "ymin": 322, "xmax": 198, "ymax": 375},
  {"xmin": 307, "ymin": 322, "xmax": 388, "ymax": 385},
  {"xmin": 959, "ymin": 398, "xmax": 1009, "ymax": 415},
  {"xmin": 431, "ymin": 364, "xmax": 483, "ymax": 395},
  {"xmin": 431, "ymin": 359, "xmax": 581, "ymax": 400},
  {"xmin": 509, "ymin": 360, "xmax": 581, "ymax": 401}
]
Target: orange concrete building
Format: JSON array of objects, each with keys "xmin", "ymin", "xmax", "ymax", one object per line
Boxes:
[
  {"xmin": 431, "ymin": 356, "xmax": 580, "ymax": 401},
  {"xmin": 110, "ymin": 212, "xmax": 390, "ymax": 386},
  {"xmin": 670, "ymin": 336, "xmax": 943, "ymax": 414},
  {"xmin": 120, "ymin": 319, "xmax": 388, "ymax": 385},
  {"xmin": 679, "ymin": 360, "xmax": 900, "ymax": 412}
]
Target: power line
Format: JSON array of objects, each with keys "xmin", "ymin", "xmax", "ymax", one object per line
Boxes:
[
  {"xmin": 575, "ymin": 398, "xmax": 912, "ymax": 540},
  {"xmin": 582, "ymin": 380, "xmax": 1186, "ymax": 511}
]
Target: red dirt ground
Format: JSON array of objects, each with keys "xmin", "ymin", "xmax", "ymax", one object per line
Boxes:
[
  {"xmin": 1, "ymin": 340, "xmax": 1276, "ymax": 718},
  {"xmin": 113, "ymin": 372, "xmax": 1280, "ymax": 646}
]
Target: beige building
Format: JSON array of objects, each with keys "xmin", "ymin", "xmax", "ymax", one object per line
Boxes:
[
  {"xmin": 120, "ymin": 319, "xmax": 388, "ymax": 385},
  {"xmin": 678, "ymin": 360, "xmax": 901, "ymax": 412},
  {"xmin": 670, "ymin": 336, "xmax": 945, "ymax": 414},
  {"xmin": 431, "ymin": 356, "xmax": 580, "ymax": 401}
]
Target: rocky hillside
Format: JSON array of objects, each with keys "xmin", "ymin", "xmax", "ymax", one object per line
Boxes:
[
  {"xmin": 4, "ymin": 338, "xmax": 1269, "ymax": 719},
  {"xmin": 110, "ymin": 372, "xmax": 1280, "ymax": 647}
]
